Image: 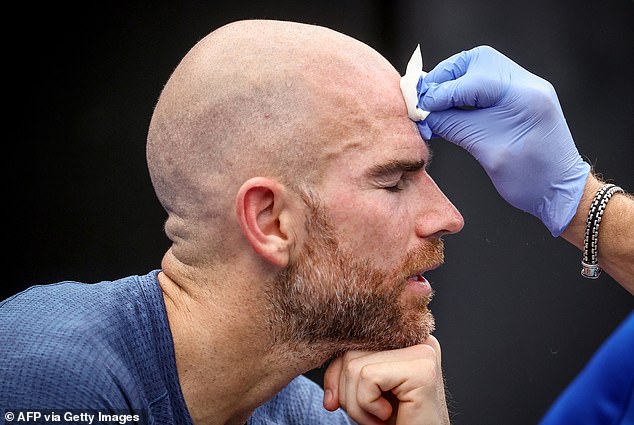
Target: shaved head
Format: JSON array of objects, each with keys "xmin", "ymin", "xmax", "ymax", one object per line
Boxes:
[{"xmin": 146, "ymin": 19, "xmax": 403, "ymax": 266}]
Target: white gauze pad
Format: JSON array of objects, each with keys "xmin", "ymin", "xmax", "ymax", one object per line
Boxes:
[{"xmin": 399, "ymin": 44, "xmax": 430, "ymax": 121}]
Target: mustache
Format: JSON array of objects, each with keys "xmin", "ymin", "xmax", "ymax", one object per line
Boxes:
[{"xmin": 398, "ymin": 238, "xmax": 445, "ymax": 279}]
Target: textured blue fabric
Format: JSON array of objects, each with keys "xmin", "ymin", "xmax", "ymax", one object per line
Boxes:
[
  {"xmin": 250, "ymin": 377, "xmax": 355, "ymax": 425},
  {"xmin": 0, "ymin": 270, "xmax": 353, "ymax": 424},
  {"xmin": 539, "ymin": 311, "xmax": 634, "ymax": 425}
]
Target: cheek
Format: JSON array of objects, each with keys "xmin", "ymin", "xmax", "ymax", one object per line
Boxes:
[{"xmin": 327, "ymin": 193, "xmax": 412, "ymax": 267}]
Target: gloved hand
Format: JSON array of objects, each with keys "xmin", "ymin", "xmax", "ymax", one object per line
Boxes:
[{"xmin": 416, "ymin": 45, "xmax": 590, "ymax": 237}]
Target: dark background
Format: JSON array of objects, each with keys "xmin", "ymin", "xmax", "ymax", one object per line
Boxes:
[{"xmin": 6, "ymin": 1, "xmax": 633, "ymax": 424}]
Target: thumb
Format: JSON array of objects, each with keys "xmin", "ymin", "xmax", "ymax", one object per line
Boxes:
[{"xmin": 323, "ymin": 357, "xmax": 343, "ymax": 411}]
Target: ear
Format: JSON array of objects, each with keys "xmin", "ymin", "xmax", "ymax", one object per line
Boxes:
[{"xmin": 235, "ymin": 177, "xmax": 296, "ymax": 268}]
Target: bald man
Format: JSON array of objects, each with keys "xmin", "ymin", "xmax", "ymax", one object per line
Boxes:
[
  {"xmin": 1, "ymin": 20, "xmax": 458, "ymax": 425},
  {"xmin": 3, "ymin": 16, "xmax": 634, "ymax": 425}
]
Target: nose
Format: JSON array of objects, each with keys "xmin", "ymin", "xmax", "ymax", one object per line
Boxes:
[{"xmin": 413, "ymin": 173, "xmax": 464, "ymax": 239}]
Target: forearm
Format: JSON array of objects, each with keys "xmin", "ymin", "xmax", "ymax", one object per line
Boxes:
[{"xmin": 561, "ymin": 173, "xmax": 634, "ymax": 294}]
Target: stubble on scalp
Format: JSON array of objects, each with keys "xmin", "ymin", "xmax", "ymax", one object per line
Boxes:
[{"xmin": 146, "ymin": 19, "xmax": 401, "ymax": 268}]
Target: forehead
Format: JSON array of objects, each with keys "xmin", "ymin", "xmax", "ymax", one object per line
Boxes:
[
  {"xmin": 318, "ymin": 113, "xmax": 430, "ymax": 186},
  {"xmin": 306, "ymin": 121, "xmax": 429, "ymax": 232},
  {"xmin": 307, "ymin": 57, "xmax": 429, "ymax": 183}
]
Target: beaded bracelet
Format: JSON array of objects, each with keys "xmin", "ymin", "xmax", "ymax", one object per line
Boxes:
[{"xmin": 581, "ymin": 183, "xmax": 624, "ymax": 279}]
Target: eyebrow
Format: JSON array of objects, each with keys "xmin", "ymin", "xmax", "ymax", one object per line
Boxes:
[{"xmin": 366, "ymin": 156, "xmax": 431, "ymax": 179}]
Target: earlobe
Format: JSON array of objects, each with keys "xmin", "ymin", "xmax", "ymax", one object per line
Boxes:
[{"xmin": 236, "ymin": 178, "xmax": 293, "ymax": 267}]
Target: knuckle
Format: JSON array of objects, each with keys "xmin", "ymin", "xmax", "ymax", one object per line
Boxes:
[
  {"xmin": 416, "ymin": 357, "xmax": 440, "ymax": 385},
  {"xmin": 358, "ymin": 364, "xmax": 374, "ymax": 381},
  {"xmin": 411, "ymin": 343, "xmax": 436, "ymax": 358},
  {"xmin": 426, "ymin": 335, "xmax": 441, "ymax": 352},
  {"xmin": 342, "ymin": 350, "xmax": 359, "ymax": 363},
  {"xmin": 523, "ymin": 79, "xmax": 558, "ymax": 109},
  {"xmin": 344, "ymin": 357, "xmax": 363, "ymax": 378},
  {"xmin": 482, "ymin": 149, "xmax": 511, "ymax": 178},
  {"xmin": 478, "ymin": 45, "xmax": 497, "ymax": 55},
  {"xmin": 409, "ymin": 345, "xmax": 441, "ymax": 384}
]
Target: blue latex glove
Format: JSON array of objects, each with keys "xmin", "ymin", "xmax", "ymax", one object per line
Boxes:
[{"xmin": 417, "ymin": 45, "xmax": 590, "ymax": 237}]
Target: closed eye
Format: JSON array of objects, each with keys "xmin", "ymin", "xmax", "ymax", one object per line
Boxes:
[
  {"xmin": 368, "ymin": 158, "xmax": 428, "ymax": 193},
  {"xmin": 382, "ymin": 175, "xmax": 408, "ymax": 192},
  {"xmin": 367, "ymin": 158, "xmax": 427, "ymax": 179}
]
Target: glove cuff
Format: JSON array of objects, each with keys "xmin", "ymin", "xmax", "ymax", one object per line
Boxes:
[{"xmin": 544, "ymin": 161, "xmax": 591, "ymax": 237}]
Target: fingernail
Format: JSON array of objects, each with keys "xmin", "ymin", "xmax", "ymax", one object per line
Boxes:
[{"xmin": 324, "ymin": 389, "xmax": 333, "ymax": 405}]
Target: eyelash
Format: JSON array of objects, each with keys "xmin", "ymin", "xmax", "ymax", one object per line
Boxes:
[{"xmin": 383, "ymin": 176, "xmax": 407, "ymax": 192}]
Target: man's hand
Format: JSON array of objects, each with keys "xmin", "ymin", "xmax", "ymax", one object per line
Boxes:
[
  {"xmin": 416, "ymin": 45, "xmax": 590, "ymax": 237},
  {"xmin": 323, "ymin": 336, "xmax": 450, "ymax": 425}
]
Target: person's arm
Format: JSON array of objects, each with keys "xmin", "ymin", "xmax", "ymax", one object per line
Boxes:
[
  {"xmin": 560, "ymin": 173, "xmax": 634, "ymax": 293},
  {"xmin": 408, "ymin": 45, "xmax": 633, "ymax": 294}
]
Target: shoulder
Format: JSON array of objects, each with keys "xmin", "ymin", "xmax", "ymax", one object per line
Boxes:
[
  {"xmin": 0, "ymin": 323, "xmax": 131, "ymax": 408},
  {"xmin": 0, "ymin": 273, "xmax": 160, "ymax": 409},
  {"xmin": 250, "ymin": 375, "xmax": 355, "ymax": 424}
]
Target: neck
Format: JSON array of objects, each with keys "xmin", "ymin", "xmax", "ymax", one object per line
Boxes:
[{"xmin": 158, "ymin": 256, "xmax": 330, "ymax": 425}]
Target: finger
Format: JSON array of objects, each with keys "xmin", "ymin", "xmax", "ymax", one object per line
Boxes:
[
  {"xmin": 415, "ymin": 120, "xmax": 433, "ymax": 141},
  {"xmin": 341, "ymin": 346, "xmax": 436, "ymax": 424},
  {"xmin": 423, "ymin": 49, "xmax": 473, "ymax": 85},
  {"xmin": 420, "ymin": 74, "xmax": 503, "ymax": 111},
  {"xmin": 343, "ymin": 345, "xmax": 433, "ymax": 366},
  {"xmin": 355, "ymin": 368, "xmax": 394, "ymax": 421},
  {"xmin": 338, "ymin": 350, "xmax": 373, "ymax": 408},
  {"xmin": 424, "ymin": 108, "xmax": 490, "ymax": 154},
  {"xmin": 423, "ymin": 45, "xmax": 505, "ymax": 87},
  {"xmin": 361, "ymin": 353, "xmax": 439, "ymax": 399},
  {"xmin": 357, "ymin": 357, "xmax": 443, "ymax": 424},
  {"xmin": 323, "ymin": 357, "xmax": 343, "ymax": 411},
  {"xmin": 423, "ymin": 335, "xmax": 442, "ymax": 365},
  {"xmin": 339, "ymin": 352, "xmax": 392, "ymax": 425},
  {"xmin": 330, "ymin": 351, "xmax": 380, "ymax": 413},
  {"xmin": 331, "ymin": 347, "xmax": 435, "ymax": 419}
]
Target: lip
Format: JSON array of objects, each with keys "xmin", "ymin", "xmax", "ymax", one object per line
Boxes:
[
  {"xmin": 406, "ymin": 262, "xmax": 442, "ymax": 279},
  {"xmin": 404, "ymin": 262, "xmax": 442, "ymax": 297},
  {"xmin": 405, "ymin": 274, "xmax": 432, "ymax": 297}
]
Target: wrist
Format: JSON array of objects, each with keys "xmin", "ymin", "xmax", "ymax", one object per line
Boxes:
[
  {"xmin": 561, "ymin": 173, "xmax": 603, "ymax": 249},
  {"xmin": 542, "ymin": 161, "xmax": 591, "ymax": 237},
  {"xmin": 580, "ymin": 183, "xmax": 625, "ymax": 278}
]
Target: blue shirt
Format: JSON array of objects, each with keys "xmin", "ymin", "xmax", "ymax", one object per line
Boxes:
[
  {"xmin": 539, "ymin": 310, "xmax": 634, "ymax": 425},
  {"xmin": 0, "ymin": 270, "xmax": 353, "ymax": 424}
]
